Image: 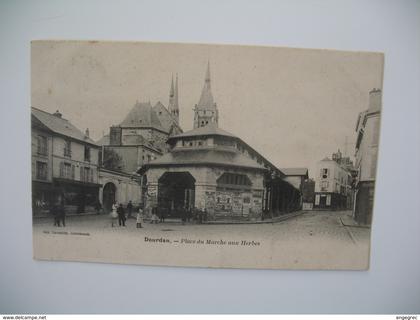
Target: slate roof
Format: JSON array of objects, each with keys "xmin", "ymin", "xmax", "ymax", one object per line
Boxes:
[
  {"xmin": 168, "ymin": 122, "xmax": 235, "ymax": 141},
  {"xmin": 144, "ymin": 148, "xmax": 267, "ymax": 171},
  {"xmin": 120, "ymin": 101, "xmax": 166, "ymax": 132},
  {"xmin": 153, "ymin": 101, "xmax": 181, "ymax": 133},
  {"xmin": 280, "ymin": 167, "xmax": 309, "ymax": 177},
  {"xmin": 31, "ymin": 107, "xmax": 97, "ymax": 146}
]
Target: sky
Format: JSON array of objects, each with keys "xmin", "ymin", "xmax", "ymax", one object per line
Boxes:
[{"xmin": 31, "ymin": 40, "xmax": 384, "ymax": 178}]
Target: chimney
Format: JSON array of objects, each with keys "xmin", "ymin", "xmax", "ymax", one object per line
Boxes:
[
  {"xmin": 368, "ymin": 88, "xmax": 382, "ymax": 111},
  {"xmin": 53, "ymin": 110, "xmax": 62, "ymax": 118},
  {"xmin": 85, "ymin": 128, "xmax": 90, "ymax": 138}
]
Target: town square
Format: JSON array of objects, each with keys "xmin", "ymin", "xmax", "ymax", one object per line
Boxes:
[{"xmin": 31, "ymin": 40, "xmax": 383, "ymax": 270}]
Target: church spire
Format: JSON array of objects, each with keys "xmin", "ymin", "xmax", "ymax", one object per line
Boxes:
[
  {"xmin": 175, "ymin": 73, "xmax": 179, "ymax": 109},
  {"xmin": 194, "ymin": 61, "xmax": 218, "ymax": 128},
  {"xmin": 205, "ymin": 60, "xmax": 211, "ymax": 84},
  {"xmin": 168, "ymin": 73, "xmax": 179, "ymax": 123},
  {"xmin": 169, "ymin": 74, "xmax": 174, "ymax": 98},
  {"xmin": 197, "ymin": 61, "xmax": 215, "ymax": 110}
]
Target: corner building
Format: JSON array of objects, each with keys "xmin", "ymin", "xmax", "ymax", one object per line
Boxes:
[
  {"xmin": 139, "ymin": 63, "xmax": 301, "ymax": 221},
  {"xmin": 140, "ymin": 124, "xmax": 267, "ymax": 221}
]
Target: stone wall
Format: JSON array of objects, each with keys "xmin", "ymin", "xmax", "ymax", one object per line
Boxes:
[
  {"xmin": 144, "ymin": 165, "xmax": 264, "ymax": 221},
  {"xmin": 99, "ymin": 169, "xmax": 142, "ymax": 207}
]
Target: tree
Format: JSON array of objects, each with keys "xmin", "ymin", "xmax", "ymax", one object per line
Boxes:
[{"xmin": 102, "ymin": 148, "xmax": 123, "ymax": 171}]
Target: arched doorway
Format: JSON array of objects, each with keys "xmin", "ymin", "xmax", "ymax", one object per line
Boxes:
[
  {"xmin": 103, "ymin": 182, "xmax": 117, "ymax": 213},
  {"xmin": 158, "ymin": 172, "xmax": 195, "ymax": 219}
]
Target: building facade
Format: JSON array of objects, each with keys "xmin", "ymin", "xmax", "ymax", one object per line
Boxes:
[
  {"xmin": 98, "ymin": 168, "xmax": 142, "ymax": 213},
  {"xmin": 97, "ymin": 77, "xmax": 183, "ymax": 174},
  {"xmin": 353, "ymin": 88, "xmax": 381, "ymax": 225},
  {"xmin": 139, "ymin": 64, "xmax": 301, "ymax": 222},
  {"xmin": 32, "ymin": 108, "xmax": 101, "ymax": 216},
  {"xmin": 314, "ymin": 155, "xmax": 352, "ymax": 210}
]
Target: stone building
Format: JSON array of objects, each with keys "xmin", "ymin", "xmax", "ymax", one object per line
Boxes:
[
  {"xmin": 97, "ymin": 77, "xmax": 182, "ymax": 173},
  {"xmin": 31, "ymin": 107, "xmax": 101, "ymax": 216},
  {"xmin": 139, "ymin": 64, "xmax": 301, "ymax": 221},
  {"xmin": 96, "ymin": 77, "xmax": 183, "ymax": 211},
  {"xmin": 139, "ymin": 124, "xmax": 267, "ymax": 221},
  {"xmin": 353, "ymin": 88, "xmax": 381, "ymax": 225},
  {"xmin": 98, "ymin": 168, "xmax": 142, "ymax": 213},
  {"xmin": 313, "ymin": 154, "xmax": 353, "ymax": 210}
]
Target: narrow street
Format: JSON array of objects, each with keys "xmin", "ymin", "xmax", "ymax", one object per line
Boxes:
[{"xmin": 33, "ymin": 210, "xmax": 371, "ymax": 270}]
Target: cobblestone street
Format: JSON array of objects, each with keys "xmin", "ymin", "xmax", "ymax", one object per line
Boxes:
[{"xmin": 33, "ymin": 210, "xmax": 371, "ymax": 270}]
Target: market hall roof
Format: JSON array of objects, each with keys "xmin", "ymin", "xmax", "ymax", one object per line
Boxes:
[
  {"xmin": 119, "ymin": 101, "xmax": 166, "ymax": 132},
  {"xmin": 167, "ymin": 123, "xmax": 285, "ymax": 176},
  {"xmin": 31, "ymin": 107, "xmax": 98, "ymax": 146},
  {"xmin": 140, "ymin": 148, "xmax": 268, "ymax": 172},
  {"xmin": 168, "ymin": 122, "xmax": 235, "ymax": 141}
]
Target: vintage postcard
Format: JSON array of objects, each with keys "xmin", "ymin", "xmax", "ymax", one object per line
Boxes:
[{"xmin": 31, "ymin": 40, "xmax": 384, "ymax": 270}]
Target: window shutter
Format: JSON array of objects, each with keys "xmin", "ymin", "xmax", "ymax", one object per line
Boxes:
[
  {"xmin": 59, "ymin": 162, "xmax": 64, "ymax": 177},
  {"xmin": 80, "ymin": 167, "xmax": 84, "ymax": 181},
  {"xmin": 71, "ymin": 165, "xmax": 75, "ymax": 180},
  {"xmin": 90, "ymin": 168, "xmax": 93, "ymax": 182}
]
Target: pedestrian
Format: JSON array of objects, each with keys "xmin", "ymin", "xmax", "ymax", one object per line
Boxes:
[
  {"xmin": 151, "ymin": 207, "xmax": 159, "ymax": 224},
  {"xmin": 50, "ymin": 202, "xmax": 60, "ymax": 227},
  {"xmin": 95, "ymin": 201, "xmax": 102, "ymax": 215},
  {"xmin": 159, "ymin": 207, "xmax": 165, "ymax": 223},
  {"xmin": 202, "ymin": 208, "xmax": 207, "ymax": 223},
  {"xmin": 136, "ymin": 205, "xmax": 144, "ymax": 229},
  {"xmin": 198, "ymin": 210, "xmax": 202, "ymax": 224},
  {"xmin": 110, "ymin": 202, "xmax": 118, "ymax": 227},
  {"xmin": 117, "ymin": 203, "xmax": 126, "ymax": 227},
  {"xmin": 127, "ymin": 200, "xmax": 133, "ymax": 219},
  {"xmin": 181, "ymin": 206, "xmax": 187, "ymax": 225},
  {"xmin": 58, "ymin": 200, "xmax": 66, "ymax": 227}
]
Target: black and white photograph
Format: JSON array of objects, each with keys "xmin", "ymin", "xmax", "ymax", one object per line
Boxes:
[{"xmin": 31, "ymin": 40, "xmax": 383, "ymax": 270}]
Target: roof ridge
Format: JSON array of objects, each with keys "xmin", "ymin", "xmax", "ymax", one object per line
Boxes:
[{"xmin": 31, "ymin": 107, "xmax": 70, "ymax": 122}]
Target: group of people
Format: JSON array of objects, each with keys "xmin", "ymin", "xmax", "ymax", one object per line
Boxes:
[
  {"xmin": 110, "ymin": 201, "xmax": 144, "ymax": 229},
  {"xmin": 50, "ymin": 199, "xmax": 209, "ymax": 228}
]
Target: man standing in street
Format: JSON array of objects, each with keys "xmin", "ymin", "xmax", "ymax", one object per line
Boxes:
[
  {"xmin": 117, "ymin": 203, "xmax": 126, "ymax": 227},
  {"xmin": 58, "ymin": 199, "xmax": 66, "ymax": 227}
]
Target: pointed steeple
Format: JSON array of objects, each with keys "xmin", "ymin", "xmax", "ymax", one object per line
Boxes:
[
  {"xmin": 194, "ymin": 62, "xmax": 218, "ymax": 128},
  {"xmin": 197, "ymin": 61, "xmax": 215, "ymax": 110},
  {"xmin": 168, "ymin": 73, "xmax": 179, "ymax": 124},
  {"xmin": 174, "ymin": 73, "xmax": 179, "ymax": 109},
  {"xmin": 205, "ymin": 60, "xmax": 211, "ymax": 83},
  {"xmin": 169, "ymin": 74, "xmax": 175, "ymax": 98}
]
